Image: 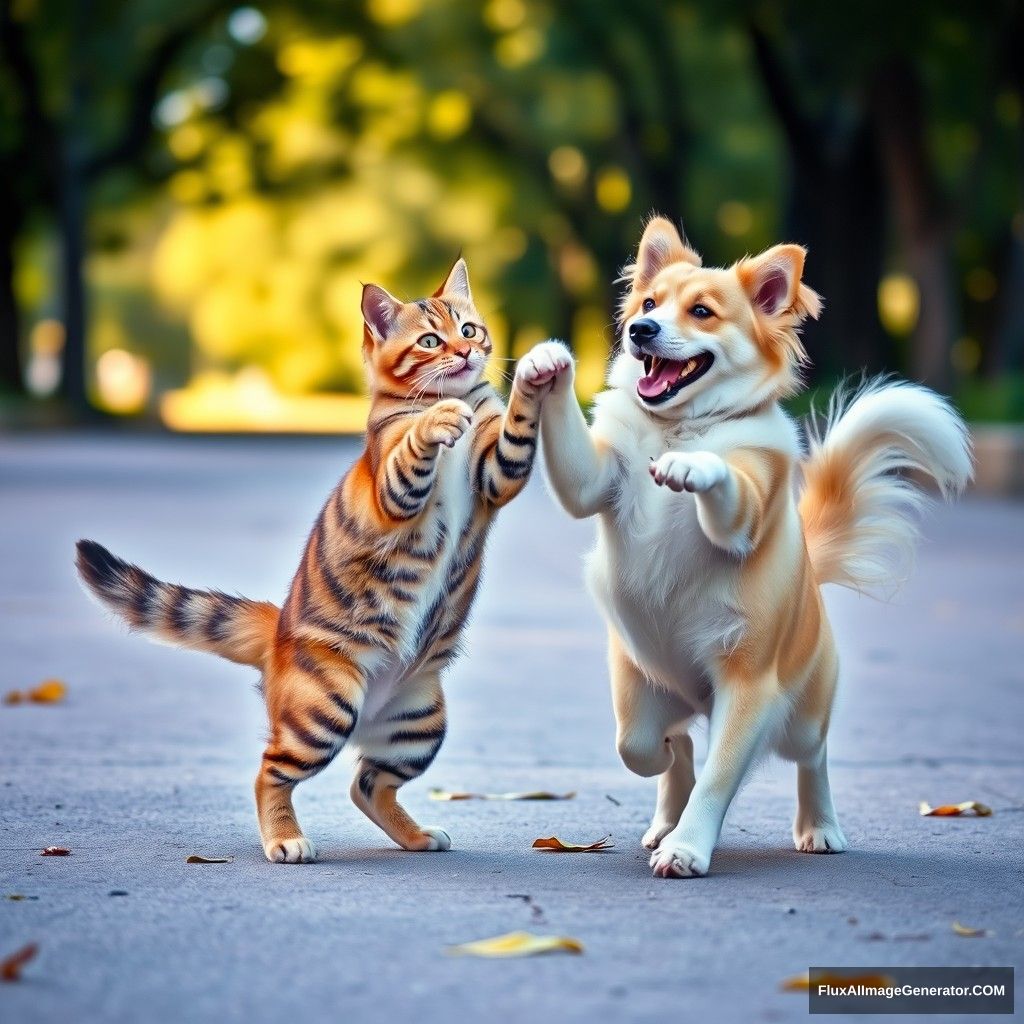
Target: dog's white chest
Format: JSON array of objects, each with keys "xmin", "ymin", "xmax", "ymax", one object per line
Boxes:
[{"xmin": 584, "ymin": 418, "xmax": 745, "ymax": 698}]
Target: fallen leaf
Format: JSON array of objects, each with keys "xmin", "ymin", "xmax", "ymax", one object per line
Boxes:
[
  {"xmin": 781, "ymin": 970, "xmax": 895, "ymax": 992},
  {"xmin": 3, "ymin": 690, "xmax": 23, "ymax": 705},
  {"xmin": 28, "ymin": 679, "xmax": 66, "ymax": 704},
  {"xmin": 447, "ymin": 931, "xmax": 583, "ymax": 958},
  {"xmin": 1, "ymin": 943, "xmax": 38, "ymax": 982},
  {"xmin": 40, "ymin": 847, "xmax": 70, "ymax": 857},
  {"xmin": 6, "ymin": 895, "xmax": 38, "ymax": 902},
  {"xmin": 185, "ymin": 854, "xmax": 233, "ymax": 864},
  {"xmin": 532, "ymin": 835, "xmax": 614, "ymax": 853},
  {"xmin": 429, "ymin": 788, "xmax": 576, "ymax": 801},
  {"xmin": 919, "ymin": 800, "xmax": 992, "ymax": 817},
  {"xmin": 952, "ymin": 921, "xmax": 989, "ymax": 937}
]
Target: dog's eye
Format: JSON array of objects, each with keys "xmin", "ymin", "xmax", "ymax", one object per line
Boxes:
[
  {"xmin": 690, "ymin": 304, "xmax": 713, "ymax": 320},
  {"xmin": 418, "ymin": 333, "xmax": 442, "ymax": 349},
  {"xmin": 642, "ymin": 298, "xmax": 656, "ymax": 313},
  {"xmin": 461, "ymin": 323, "xmax": 477, "ymax": 339}
]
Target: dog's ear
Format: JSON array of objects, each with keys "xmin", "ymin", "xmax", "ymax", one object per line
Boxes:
[
  {"xmin": 433, "ymin": 257, "xmax": 472, "ymax": 301},
  {"xmin": 631, "ymin": 216, "xmax": 701, "ymax": 289},
  {"xmin": 362, "ymin": 283, "xmax": 403, "ymax": 341},
  {"xmin": 738, "ymin": 244, "xmax": 822, "ymax": 322}
]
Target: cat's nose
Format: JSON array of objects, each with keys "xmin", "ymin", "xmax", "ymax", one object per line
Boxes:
[{"xmin": 455, "ymin": 346, "xmax": 472, "ymax": 360}]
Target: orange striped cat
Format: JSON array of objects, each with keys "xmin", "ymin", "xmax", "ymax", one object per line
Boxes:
[{"xmin": 76, "ymin": 258, "xmax": 565, "ymax": 863}]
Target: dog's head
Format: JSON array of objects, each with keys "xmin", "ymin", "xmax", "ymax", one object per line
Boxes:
[{"xmin": 614, "ymin": 216, "xmax": 822, "ymax": 419}]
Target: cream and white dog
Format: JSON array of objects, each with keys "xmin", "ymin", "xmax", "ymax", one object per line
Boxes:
[{"xmin": 520, "ymin": 217, "xmax": 972, "ymax": 878}]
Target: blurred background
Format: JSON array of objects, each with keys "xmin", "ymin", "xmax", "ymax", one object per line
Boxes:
[{"xmin": 1, "ymin": 0, "xmax": 1022, "ymax": 432}]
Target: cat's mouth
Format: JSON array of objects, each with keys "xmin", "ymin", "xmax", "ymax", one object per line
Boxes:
[{"xmin": 637, "ymin": 353, "xmax": 714, "ymax": 405}]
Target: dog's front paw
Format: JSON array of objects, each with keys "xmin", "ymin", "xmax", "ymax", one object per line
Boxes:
[
  {"xmin": 793, "ymin": 819, "xmax": 847, "ymax": 854},
  {"xmin": 649, "ymin": 451, "xmax": 727, "ymax": 494},
  {"xmin": 649, "ymin": 840, "xmax": 710, "ymax": 878},
  {"xmin": 516, "ymin": 341, "xmax": 574, "ymax": 393}
]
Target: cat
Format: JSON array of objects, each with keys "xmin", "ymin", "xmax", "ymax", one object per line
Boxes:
[{"xmin": 76, "ymin": 257, "xmax": 566, "ymax": 863}]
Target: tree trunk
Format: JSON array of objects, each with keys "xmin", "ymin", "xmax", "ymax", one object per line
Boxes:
[
  {"xmin": 58, "ymin": 151, "xmax": 89, "ymax": 413},
  {"xmin": 787, "ymin": 125, "xmax": 888, "ymax": 385},
  {"xmin": 869, "ymin": 60, "xmax": 956, "ymax": 393},
  {"xmin": 0, "ymin": 197, "xmax": 24, "ymax": 395}
]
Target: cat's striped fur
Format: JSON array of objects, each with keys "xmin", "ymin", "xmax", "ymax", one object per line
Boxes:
[{"xmin": 76, "ymin": 258, "xmax": 561, "ymax": 863}]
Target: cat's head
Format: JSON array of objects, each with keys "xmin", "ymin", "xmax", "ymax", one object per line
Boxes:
[{"xmin": 361, "ymin": 258, "xmax": 491, "ymax": 399}]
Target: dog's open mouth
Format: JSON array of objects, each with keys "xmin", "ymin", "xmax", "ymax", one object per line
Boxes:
[{"xmin": 637, "ymin": 353, "xmax": 714, "ymax": 404}]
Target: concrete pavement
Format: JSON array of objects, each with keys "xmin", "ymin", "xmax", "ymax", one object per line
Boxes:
[{"xmin": 1, "ymin": 433, "xmax": 1021, "ymax": 1023}]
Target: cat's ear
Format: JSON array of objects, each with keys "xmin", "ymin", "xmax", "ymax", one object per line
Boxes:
[
  {"xmin": 361, "ymin": 283, "xmax": 403, "ymax": 341},
  {"xmin": 433, "ymin": 257, "xmax": 472, "ymax": 302}
]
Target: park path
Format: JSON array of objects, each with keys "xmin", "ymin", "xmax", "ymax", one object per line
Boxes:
[{"xmin": 1, "ymin": 434, "xmax": 1021, "ymax": 1023}]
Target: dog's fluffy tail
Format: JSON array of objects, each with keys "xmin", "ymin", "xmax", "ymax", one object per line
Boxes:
[
  {"xmin": 798, "ymin": 378, "xmax": 973, "ymax": 594},
  {"xmin": 75, "ymin": 539, "xmax": 279, "ymax": 668}
]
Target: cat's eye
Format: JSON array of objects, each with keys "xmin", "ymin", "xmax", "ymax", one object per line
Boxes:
[
  {"xmin": 642, "ymin": 298, "xmax": 656, "ymax": 313},
  {"xmin": 418, "ymin": 333, "xmax": 442, "ymax": 349},
  {"xmin": 690, "ymin": 304, "xmax": 713, "ymax": 319},
  {"xmin": 461, "ymin": 323, "xmax": 477, "ymax": 339}
]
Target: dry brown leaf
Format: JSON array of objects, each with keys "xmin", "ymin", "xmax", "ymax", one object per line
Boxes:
[
  {"xmin": 429, "ymin": 788, "xmax": 576, "ymax": 802},
  {"xmin": 952, "ymin": 921, "xmax": 989, "ymax": 937},
  {"xmin": 28, "ymin": 679, "xmax": 66, "ymax": 704},
  {"xmin": 781, "ymin": 970, "xmax": 895, "ymax": 992},
  {"xmin": 40, "ymin": 847, "xmax": 70, "ymax": 857},
  {"xmin": 532, "ymin": 835, "xmax": 614, "ymax": 853},
  {"xmin": 3, "ymin": 690, "xmax": 23, "ymax": 705},
  {"xmin": 447, "ymin": 931, "xmax": 584, "ymax": 958},
  {"xmin": 1, "ymin": 943, "xmax": 38, "ymax": 982},
  {"xmin": 919, "ymin": 800, "xmax": 992, "ymax": 817},
  {"xmin": 185, "ymin": 854, "xmax": 233, "ymax": 864}
]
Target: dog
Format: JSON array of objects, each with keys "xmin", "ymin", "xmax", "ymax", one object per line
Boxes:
[{"xmin": 520, "ymin": 216, "xmax": 972, "ymax": 877}]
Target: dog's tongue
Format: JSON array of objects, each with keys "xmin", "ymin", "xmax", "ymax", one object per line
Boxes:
[{"xmin": 637, "ymin": 359, "xmax": 682, "ymax": 399}]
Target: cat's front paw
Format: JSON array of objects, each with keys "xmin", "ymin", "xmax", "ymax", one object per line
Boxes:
[
  {"xmin": 421, "ymin": 399, "xmax": 473, "ymax": 448},
  {"xmin": 649, "ymin": 451, "xmax": 727, "ymax": 493},
  {"xmin": 264, "ymin": 835, "xmax": 318, "ymax": 864},
  {"xmin": 516, "ymin": 341, "xmax": 574, "ymax": 393}
]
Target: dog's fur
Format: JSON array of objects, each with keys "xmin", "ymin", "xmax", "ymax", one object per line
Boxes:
[{"xmin": 525, "ymin": 217, "xmax": 973, "ymax": 878}]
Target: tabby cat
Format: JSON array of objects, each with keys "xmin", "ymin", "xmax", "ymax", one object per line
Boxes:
[{"xmin": 76, "ymin": 258, "xmax": 564, "ymax": 863}]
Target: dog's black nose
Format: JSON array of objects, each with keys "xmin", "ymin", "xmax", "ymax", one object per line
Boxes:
[{"xmin": 628, "ymin": 318, "xmax": 660, "ymax": 347}]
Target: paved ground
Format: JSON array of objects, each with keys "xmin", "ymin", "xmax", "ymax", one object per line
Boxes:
[{"xmin": 0, "ymin": 433, "xmax": 1021, "ymax": 1024}]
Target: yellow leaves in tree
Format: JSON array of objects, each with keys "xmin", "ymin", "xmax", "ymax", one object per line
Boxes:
[
  {"xmin": 532, "ymin": 836, "xmax": 613, "ymax": 853},
  {"xmin": 919, "ymin": 801, "xmax": 992, "ymax": 817},
  {"xmin": 447, "ymin": 932, "xmax": 583, "ymax": 958},
  {"xmin": 4, "ymin": 679, "xmax": 67, "ymax": 705},
  {"xmin": 429, "ymin": 789, "xmax": 575, "ymax": 801}
]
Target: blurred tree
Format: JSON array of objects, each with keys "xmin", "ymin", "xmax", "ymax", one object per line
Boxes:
[
  {"xmin": 0, "ymin": 0, "xmax": 236, "ymax": 409},
  {"xmin": 743, "ymin": 0, "xmax": 1021, "ymax": 392}
]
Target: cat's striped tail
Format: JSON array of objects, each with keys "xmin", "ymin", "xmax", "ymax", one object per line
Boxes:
[{"xmin": 75, "ymin": 539, "xmax": 279, "ymax": 669}]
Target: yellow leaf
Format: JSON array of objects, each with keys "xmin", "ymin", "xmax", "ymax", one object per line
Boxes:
[
  {"xmin": 28, "ymin": 679, "xmax": 66, "ymax": 704},
  {"xmin": 532, "ymin": 835, "xmax": 614, "ymax": 853},
  {"xmin": 781, "ymin": 971, "xmax": 895, "ymax": 992},
  {"xmin": 919, "ymin": 800, "xmax": 992, "ymax": 817},
  {"xmin": 429, "ymin": 788, "xmax": 576, "ymax": 801},
  {"xmin": 952, "ymin": 921, "xmax": 989, "ymax": 937},
  {"xmin": 447, "ymin": 931, "xmax": 584, "ymax": 958},
  {"xmin": 185, "ymin": 854, "xmax": 234, "ymax": 864}
]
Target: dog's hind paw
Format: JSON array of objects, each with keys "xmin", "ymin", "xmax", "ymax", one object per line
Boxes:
[{"xmin": 793, "ymin": 820, "xmax": 847, "ymax": 854}]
